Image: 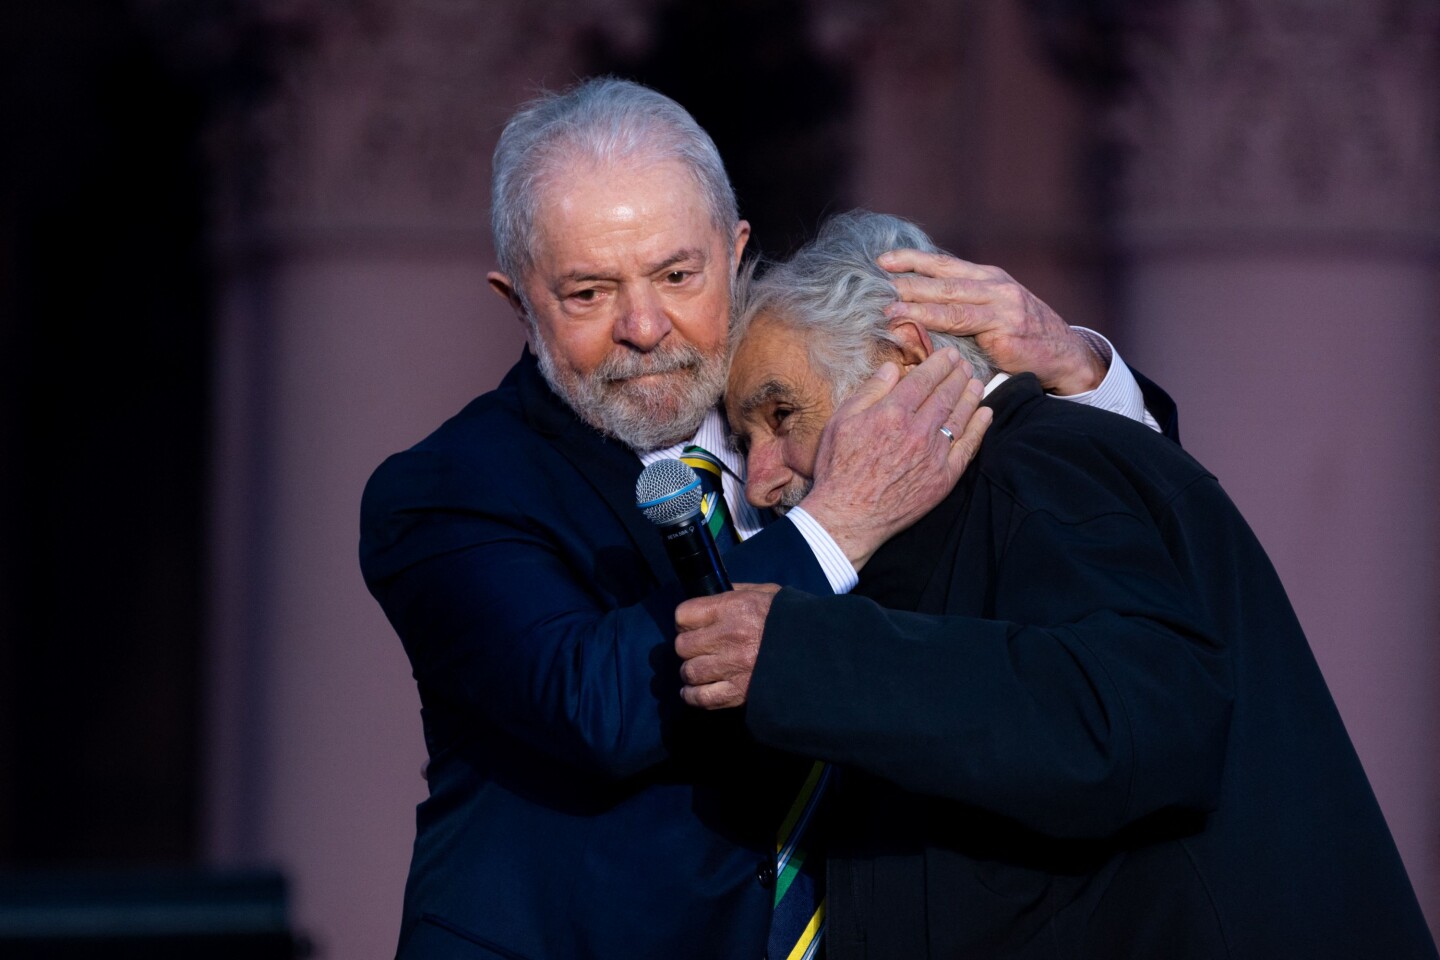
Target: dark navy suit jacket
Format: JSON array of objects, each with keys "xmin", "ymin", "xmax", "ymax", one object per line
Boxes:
[{"xmin": 360, "ymin": 349, "xmax": 829, "ymax": 959}]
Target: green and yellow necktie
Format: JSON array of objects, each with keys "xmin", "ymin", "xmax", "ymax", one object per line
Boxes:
[
  {"xmin": 681, "ymin": 443, "xmax": 828, "ymax": 959},
  {"xmin": 680, "ymin": 445, "xmax": 739, "ymax": 550}
]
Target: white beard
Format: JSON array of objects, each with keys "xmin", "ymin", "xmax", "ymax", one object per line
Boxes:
[{"xmin": 531, "ymin": 332, "xmax": 727, "ymax": 451}]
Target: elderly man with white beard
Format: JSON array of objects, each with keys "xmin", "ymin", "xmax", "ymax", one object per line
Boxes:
[{"xmin": 677, "ymin": 210, "xmax": 1438, "ymax": 960}]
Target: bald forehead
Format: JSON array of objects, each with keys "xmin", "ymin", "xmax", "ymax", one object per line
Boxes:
[
  {"xmin": 534, "ymin": 150, "xmax": 707, "ymax": 215},
  {"xmin": 532, "ymin": 156, "xmax": 725, "ymax": 236}
]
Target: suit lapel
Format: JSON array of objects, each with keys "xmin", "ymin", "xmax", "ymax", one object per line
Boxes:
[{"xmin": 513, "ymin": 348, "xmax": 674, "ymax": 585}]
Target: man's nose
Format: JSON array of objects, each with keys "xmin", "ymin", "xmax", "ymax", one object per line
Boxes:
[
  {"xmin": 613, "ymin": 285, "xmax": 672, "ymax": 351},
  {"xmin": 744, "ymin": 443, "xmax": 791, "ymax": 510}
]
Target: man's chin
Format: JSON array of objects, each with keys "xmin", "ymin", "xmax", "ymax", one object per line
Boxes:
[
  {"xmin": 606, "ymin": 383, "xmax": 704, "ymax": 422},
  {"xmin": 586, "ymin": 387, "xmax": 716, "ymax": 450},
  {"xmin": 611, "ymin": 367, "xmax": 692, "ymax": 388},
  {"xmin": 535, "ymin": 344, "xmax": 724, "ymax": 449}
]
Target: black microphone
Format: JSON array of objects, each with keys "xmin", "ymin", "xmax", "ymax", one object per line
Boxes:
[{"xmin": 636, "ymin": 459, "xmax": 733, "ymax": 597}]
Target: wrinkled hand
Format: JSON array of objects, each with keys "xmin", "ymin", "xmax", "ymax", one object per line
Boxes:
[
  {"xmin": 879, "ymin": 248, "xmax": 1106, "ymax": 396},
  {"xmin": 799, "ymin": 347, "xmax": 991, "ymax": 571},
  {"xmin": 676, "ymin": 583, "xmax": 781, "ymax": 709}
]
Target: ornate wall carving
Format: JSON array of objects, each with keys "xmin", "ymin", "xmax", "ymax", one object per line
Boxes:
[
  {"xmin": 142, "ymin": 0, "xmax": 663, "ymax": 244},
  {"xmin": 1110, "ymin": 0, "xmax": 1440, "ymax": 245}
]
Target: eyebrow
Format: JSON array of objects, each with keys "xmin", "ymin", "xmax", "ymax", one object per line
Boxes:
[
  {"xmin": 557, "ymin": 248, "xmax": 708, "ymax": 285},
  {"xmin": 737, "ymin": 379, "xmax": 796, "ymax": 420}
]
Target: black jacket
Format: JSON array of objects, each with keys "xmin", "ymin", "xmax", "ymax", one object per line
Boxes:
[{"xmin": 747, "ymin": 374, "xmax": 1436, "ymax": 959}]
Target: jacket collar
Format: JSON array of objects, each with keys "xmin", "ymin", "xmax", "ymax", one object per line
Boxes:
[{"xmin": 980, "ymin": 371, "xmax": 1045, "ymax": 431}]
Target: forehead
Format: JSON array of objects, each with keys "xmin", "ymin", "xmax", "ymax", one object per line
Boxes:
[
  {"xmin": 529, "ymin": 157, "xmax": 725, "ymax": 269},
  {"xmin": 727, "ymin": 314, "xmax": 826, "ymax": 411}
]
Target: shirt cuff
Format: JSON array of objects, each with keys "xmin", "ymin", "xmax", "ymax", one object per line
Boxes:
[
  {"xmin": 1063, "ymin": 328, "xmax": 1161, "ymax": 432},
  {"xmin": 783, "ymin": 506, "xmax": 858, "ymax": 595}
]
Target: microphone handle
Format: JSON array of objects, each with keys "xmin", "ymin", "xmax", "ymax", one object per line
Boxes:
[{"xmin": 662, "ymin": 515, "xmax": 733, "ymax": 597}]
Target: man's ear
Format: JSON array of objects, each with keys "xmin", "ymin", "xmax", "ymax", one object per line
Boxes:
[
  {"xmin": 487, "ymin": 271, "xmax": 530, "ymax": 326},
  {"xmin": 887, "ymin": 317, "xmax": 934, "ymax": 370},
  {"xmin": 731, "ymin": 220, "xmax": 752, "ymax": 272}
]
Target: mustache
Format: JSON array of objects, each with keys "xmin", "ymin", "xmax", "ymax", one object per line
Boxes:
[
  {"xmin": 594, "ymin": 342, "xmax": 707, "ymax": 383},
  {"xmin": 778, "ymin": 478, "xmax": 812, "ymax": 510}
]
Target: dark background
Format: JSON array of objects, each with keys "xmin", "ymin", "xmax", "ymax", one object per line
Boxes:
[{"xmin": 0, "ymin": 0, "xmax": 210, "ymax": 864}]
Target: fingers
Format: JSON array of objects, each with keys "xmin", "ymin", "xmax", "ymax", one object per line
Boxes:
[
  {"xmin": 676, "ymin": 583, "xmax": 778, "ymax": 642},
  {"xmin": 674, "ymin": 595, "xmax": 718, "ymax": 635},
  {"xmin": 831, "ymin": 359, "xmax": 901, "ymax": 416},
  {"xmin": 944, "ymin": 393, "xmax": 993, "ymax": 473},
  {"xmin": 675, "ymin": 585, "xmax": 773, "ymax": 712},
  {"xmin": 888, "ymin": 273, "xmax": 993, "ymax": 308},
  {"xmin": 678, "ymin": 652, "xmax": 722, "ymax": 686},
  {"xmin": 941, "ymin": 374, "xmax": 986, "ymax": 435},
  {"xmin": 830, "ymin": 346, "xmax": 976, "ymax": 428},
  {"xmin": 882, "ymin": 257, "xmax": 1030, "ymax": 347},
  {"xmin": 680, "ymin": 679, "xmax": 744, "ymax": 710},
  {"xmin": 879, "ymin": 250, "xmax": 1004, "ymax": 340},
  {"xmin": 827, "ymin": 353, "xmax": 945, "ymax": 428},
  {"xmin": 886, "ymin": 273, "xmax": 1006, "ymax": 340},
  {"xmin": 884, "ymin": 346, "xmax": 958, "ymax": 411},
  {"xmin": 931, "ymin": 376, "xmax": 986, "ymax": 471},
  {"xmin": 878, "ymin": 248, "xmax": 997, "ymax": 281},
  {"xmin": 677, "ymin": 652, "xmax": 750, "ymax": 710},
  {"xmin": 884, "ymin": 298, "xmax": 988, "ymax": 338},
  {"xmin": 888, "ymin": 348, "xmax": 972, "ymax": 425}
]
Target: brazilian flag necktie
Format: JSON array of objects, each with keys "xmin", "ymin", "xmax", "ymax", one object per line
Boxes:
[
  {"xmin": 680, "ymin": 445, "xmax": 740, "ymax": 551},
  {"xmin": 769, "ymin": 760, "xmax": 829, "ymax": 959},
  {"xmin": 680, "ymin": 443, "xmax": 828, "ymax": 959}
]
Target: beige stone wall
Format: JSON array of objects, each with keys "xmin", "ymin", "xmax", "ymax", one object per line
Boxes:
[{"xmin": 1114, "ymin": 0, "xmax": 1440, "ymax": 936}]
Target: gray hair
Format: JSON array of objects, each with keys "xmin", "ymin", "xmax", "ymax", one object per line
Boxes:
[
  {"xmin": 491, "ymin": 76, "xmax": 741, "ymax": 285},
  {"xmin": 733, "ymin": 210, "xmax": 994, "ymax": 402}
]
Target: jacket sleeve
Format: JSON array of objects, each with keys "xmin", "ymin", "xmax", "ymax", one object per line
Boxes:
[
  {"xmin": 360, "ymin": 446, "xmax": 830, "ymax": 782},
  {"xmin": 745, "ymin": 504, "xmax": 1233, "ymax": 840}
]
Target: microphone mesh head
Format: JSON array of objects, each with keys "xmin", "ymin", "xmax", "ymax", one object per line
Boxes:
[{"xmin": 635, "ymin": 459, "xmax": 703, "ymax": 526}]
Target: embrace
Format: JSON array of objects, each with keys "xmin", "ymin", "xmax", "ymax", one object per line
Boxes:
[{"xmin": 360, "ymin": 78, "xmax": 1436, "ymax": 959}]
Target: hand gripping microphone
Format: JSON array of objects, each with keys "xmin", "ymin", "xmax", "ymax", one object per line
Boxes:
[{"xmin": 635, "ymin": 459, "xmax": 733, "ymax": 598}]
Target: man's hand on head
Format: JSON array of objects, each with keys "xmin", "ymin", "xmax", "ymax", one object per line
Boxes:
[
  {"xmin": 879, "ymin": 249, "xmax": 1107, "ymax": 396},
  {"xmin": 676, "ymin": 583, "xmax": 781, "ymax": 710},
  {"xmin": 798, "ymin": 347, "xmax": 992, "ymax": 572}
]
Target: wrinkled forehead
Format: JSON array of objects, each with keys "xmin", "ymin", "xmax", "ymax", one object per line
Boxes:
[
  {"xmin": 732, "ymin": 310, "xmax": 811, "ymax": 372},
  {"xmin": 726, "ymin": 312, "xmax": 828, "ymax": 413}
]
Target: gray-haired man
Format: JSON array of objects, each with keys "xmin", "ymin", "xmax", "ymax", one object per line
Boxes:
[{"xmin": 678, "ymin": 210, "xmax": 1436, "ymax": 959}]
